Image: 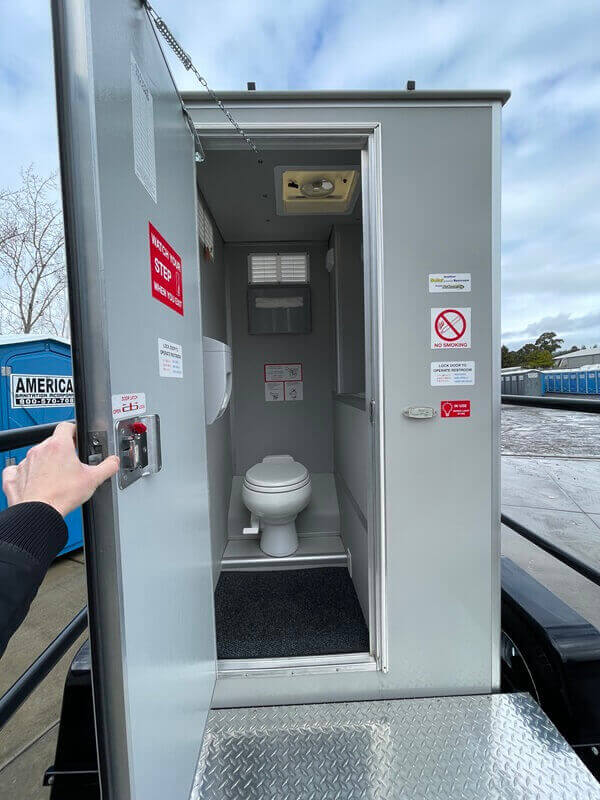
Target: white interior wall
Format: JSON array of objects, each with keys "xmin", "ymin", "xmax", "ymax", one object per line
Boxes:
[
  {"xmin": 333, "ymin": 399, "xmax": 370, "ymax": 618},
  {"xmin": 198, "ymin": 192, "xmax": 233, "ymax": 586},
  {"xmin": 333, "ymin": 225, "xmax": 365, "ymax": 394},
  {"xmin": 226, "ymin": 242, "xmax": 334, "ymax": 476}
]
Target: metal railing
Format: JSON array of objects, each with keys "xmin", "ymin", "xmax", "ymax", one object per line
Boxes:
[
  {"xmin": 0, "ymin": 421, "xmax": 72, "ymax": 452},
  {"xmin": 501, "ymin": 513, "xmax": 600, "ymax": 588},
  {"xmin": 502, "ymin": 394, "xmax": 600, "ymax": 413},
  {"xmin": 0, "ymin": 608, "xmax": 88, "ymax": 728}
]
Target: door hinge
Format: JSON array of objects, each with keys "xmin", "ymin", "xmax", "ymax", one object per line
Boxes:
[
  {"xmin": 1, "ymin": 366, "xmax": 11, "ymax": 376},
  {"xmin": 4, "ymin": 456, "xmax": 17, "ymax": 467},
  {"xmin": 369, "ymin": 399, "xmax": 376, "ymax": 424}
]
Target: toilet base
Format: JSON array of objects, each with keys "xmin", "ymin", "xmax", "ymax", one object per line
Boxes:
[{"xmin": 259, "ymin": 520, "xmax": 299, "ymax": 558}]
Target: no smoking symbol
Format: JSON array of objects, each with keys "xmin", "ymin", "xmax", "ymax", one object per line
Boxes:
[{"xmin": 435, "ymin": 309, "xmax": 466, "ymax": 341}]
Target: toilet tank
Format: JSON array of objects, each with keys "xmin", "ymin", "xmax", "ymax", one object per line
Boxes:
[{"xmin": 203, "ymin": 336, "xmax": 232, "ymax": 425}]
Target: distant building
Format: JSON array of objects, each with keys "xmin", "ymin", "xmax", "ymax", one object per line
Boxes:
[{"xmin": 554, "ymin": 347, "xmax": 600, "ymax": 369}]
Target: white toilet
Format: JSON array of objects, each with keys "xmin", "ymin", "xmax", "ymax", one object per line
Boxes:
[{"xmin": 242, "ymin": 455, "xmax": 312, "ymax": 557}]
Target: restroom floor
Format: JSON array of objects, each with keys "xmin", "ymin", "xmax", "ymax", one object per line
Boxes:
[{"xmin": 214, "ymin": 567, "xmax": 369, "ymax": 659}]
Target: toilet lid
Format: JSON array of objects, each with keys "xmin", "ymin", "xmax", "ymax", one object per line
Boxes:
[{"xmin": 245, "ymin": 458, "xmax": 309, "ymax": 490}]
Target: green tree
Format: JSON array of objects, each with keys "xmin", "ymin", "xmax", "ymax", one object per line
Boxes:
[
  {"xmin": 524, "ymin": 349, "xmax": 553, "ymax": 368},
  {"xmin": 501, "ymin": 345, "xmax": 520, "ymax": 367},
  {"xmin": 515, "ymin": 343, "xmax": 537, "ymax": 364},
  {"xmin": 535, "ymin": 331, "xmax": 563, "ymax": 354}
]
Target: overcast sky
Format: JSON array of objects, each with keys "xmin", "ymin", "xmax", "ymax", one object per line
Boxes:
[{"xmin": 1, "ymin": 0, "xmax": 598, "ymax": 350}]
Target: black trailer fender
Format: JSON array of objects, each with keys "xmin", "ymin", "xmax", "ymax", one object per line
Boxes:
[{"xmin": 501, "ymin": 556, "xmax": 600, "ymax": 777}]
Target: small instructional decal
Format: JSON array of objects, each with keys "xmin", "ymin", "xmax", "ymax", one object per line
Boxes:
[
  {"xmin": 440, "ymin": 400, "xmax": 471, "ymax": 418},
  {"xmin": 265, "ymin": 382, "xmax": 284, "ymax": 401},
  {"xmin": 112, "ymin": 392, "xmax": 147, "ymax": 419},
  {"xmin": 149, "ymin": 222, "xmax": 184, "ymax": 315},
  {"xmin": 430, "ymin": 361, "xmax": 475, "ymax": 386},
  {"xmin": 264, "ymin": 363, "xmax": 304, "ymax": 402},
  {"xmin": 130, "ymin": 54, "xmax": 157, "ymax": 203},
  {"xmin": 10, "ymin": 374, "xmax": 74, "ymax": 408},
  {"xmin": 284, "ymin": 381, "xmax": 303, "ymax": 401},
  {"xmin": 264, "ymin": 363, "xmax": 302, "ymax": 381},
  {"xmin": 429, "ymin": 273, "xmax": 471, "ymax": 293},
  {"xmin": 158, "ymin": 338, "xmax": 183, "ymax": 378},
  {"xmin": 431, "ymin": 308, "xmax": 471, "ymax": 349}
]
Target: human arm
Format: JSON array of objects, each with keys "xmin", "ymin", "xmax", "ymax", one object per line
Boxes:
[{"xmin": 0, "ymin": 423, "xmax": 118, "ymax": 657}]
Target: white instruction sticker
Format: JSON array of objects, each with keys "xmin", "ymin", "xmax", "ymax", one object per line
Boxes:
[
  {"xmin": 158, "ymin": 338, "xmax": 183, "ymax": 378},
  {"xmin": 431, "ymin": 308, "xmax": 471, "ymax": 350},
  {"xmin": 130, "ymin": 54, "xmax": 157, "ymax": 203},
  {"xmin": 284, "ymin": 381, "xmax": 303, "ymax": 401},
  {"xmin": 431, "ymin": 361, "xmax": 475, "ymax": 386},
  {"xmin": 429, "ymin": 273, "xmax": 471, "ymax": 293},
  {"xmin": 265, "ymin": 382, "xmax": 284, "ymax": 402},
  {"xmin": 264, "ymin": 363, "xmax": 302, "ymax": 381},
  {"xmin": 112, "ymin": 392, "xmax": 147, "ymax": 419}
]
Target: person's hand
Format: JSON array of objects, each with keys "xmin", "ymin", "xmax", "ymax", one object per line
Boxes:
[{"xmin": 2, "ymin": 422, "xmax": 119, "ymax": 518}]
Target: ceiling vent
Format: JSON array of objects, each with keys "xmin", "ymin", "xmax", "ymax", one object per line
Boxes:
[{"xmin": 275, "ymin": 166, "xmax": 360, "ymax": 215}]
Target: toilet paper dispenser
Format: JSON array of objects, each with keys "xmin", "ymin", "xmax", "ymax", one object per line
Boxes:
[{"xmin": 203, "ymin": 336, "xmax": 232, "ymax": 425}]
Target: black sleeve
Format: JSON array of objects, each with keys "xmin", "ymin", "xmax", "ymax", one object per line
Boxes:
[{"xmin": 0, "ymin": 502, "xmax": 68, "ymax": 659}]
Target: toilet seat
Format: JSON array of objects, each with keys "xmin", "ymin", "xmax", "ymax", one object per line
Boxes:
[{"xmin": 244, "ymin": 455, "xmax": 309, "ymax": 494}]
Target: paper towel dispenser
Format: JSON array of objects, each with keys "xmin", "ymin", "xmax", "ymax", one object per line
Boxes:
[{"xmin": 203, "ymin": 337, "xmax": 232, "ymax": 425}]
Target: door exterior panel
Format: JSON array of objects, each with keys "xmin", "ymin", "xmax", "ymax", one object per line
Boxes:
[{"xmin": 52, "ymin": 1, "xmax": 216, "ymax": 797}]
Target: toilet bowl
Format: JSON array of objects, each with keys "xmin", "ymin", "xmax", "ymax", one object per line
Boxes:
[{"xmin": 242, "ymin": 455, "xmax": 312, "ymax": 557}]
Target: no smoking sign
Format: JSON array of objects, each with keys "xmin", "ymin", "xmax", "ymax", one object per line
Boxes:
[{"xmin": 431, "ymin": 307, "xmax": 471, "ymax": 349}]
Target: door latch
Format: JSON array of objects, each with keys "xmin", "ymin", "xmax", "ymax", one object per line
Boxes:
[{"xmin": 115, "ymin": 414, "xmax": 161, "ymax": 489}]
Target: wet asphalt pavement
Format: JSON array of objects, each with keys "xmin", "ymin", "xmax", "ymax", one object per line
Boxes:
[
  {"xmin": 500, "ymin": 404, "xmax": 600, "ymax": 627},
  {"xmin": 502, "ymin": 405, "xmax": 600, "ymax": 456}
]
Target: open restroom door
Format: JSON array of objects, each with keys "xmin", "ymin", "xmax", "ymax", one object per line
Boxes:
[{"xmin": 52, "ymin": 1, "xmax": 216, "ymax": 798}]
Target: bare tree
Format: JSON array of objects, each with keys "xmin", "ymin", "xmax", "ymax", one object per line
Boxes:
[{"xmin": 0, "ymin": 167, "xmax": 68, "ymax": 336}]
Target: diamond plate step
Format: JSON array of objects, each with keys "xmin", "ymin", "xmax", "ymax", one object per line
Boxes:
[{"xmin": 192, "ymin": 693, "xmax": 600, "ymax": 799}]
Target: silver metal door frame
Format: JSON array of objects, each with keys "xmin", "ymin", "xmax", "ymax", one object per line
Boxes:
[
  {"xmin": 52, "ymin": 3, "xmax": 126, "ymax": 794},
  {"xmin": 196, "ymin": 122, "xmax": 388, "ymax": 676}
]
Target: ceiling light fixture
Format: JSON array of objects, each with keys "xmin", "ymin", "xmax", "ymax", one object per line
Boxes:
[
  {"xmin": 275, "ymin": 166, "xmax": 360, "ymax": 215},
  {"xmin": 300, "ymin": 178, "xmax": 335, "ymax": 198}
]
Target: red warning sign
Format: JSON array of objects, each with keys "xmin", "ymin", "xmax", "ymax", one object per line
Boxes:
[
  {"xmin": 149, "ymin": 222, "xmax": 183, "ymax": 316},
  {"xmin": 435, "ymin": 309, "xmax": 465, "ymax": 340},
  {"xmin": 440, "ymin": 400, "xmax": 471, "ymax": 418},
  {"xmin": 431, "ymin": 307, "xmax": 471, "ymax": 349}
]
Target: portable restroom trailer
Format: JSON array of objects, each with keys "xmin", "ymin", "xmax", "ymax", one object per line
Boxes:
[
  {"xmin": 51, "ymin": 1, "xmax": 600, "ymax": 798},
  {"xmin": 500, "ymin": 369, "xmax": 542, "ymax": 396},
  {"xmin": 0, "ymin": 335, "xmax": 82, "ymax": 555}
]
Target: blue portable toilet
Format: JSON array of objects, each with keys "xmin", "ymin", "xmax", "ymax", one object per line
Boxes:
[
  {"xmin": 589, "ymin": 371, "xmax": 598, "ymax": 395},
  {"xmin": 569, "ymin": 372, "xmax": 578, "ymax": 394},
  {"xmin": 0, "ymin": 335, "xmax": 83, "ymax": 556},
  {"xmin": 543, "ymin": 372, "xmax": 551, "ymax": 394}
]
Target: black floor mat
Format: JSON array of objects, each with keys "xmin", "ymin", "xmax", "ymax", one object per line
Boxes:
[{"xmin": 214, "ymin": 567, "xmax": 369, "ymax": 659}]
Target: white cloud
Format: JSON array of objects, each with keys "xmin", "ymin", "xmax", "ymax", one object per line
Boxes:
[{"xmin": 1, "ymin": 0, "xmax": 598, "ymax": 348}]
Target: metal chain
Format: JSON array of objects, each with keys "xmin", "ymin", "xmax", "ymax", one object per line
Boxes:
[{"xmin": 144, "ymin": 1, "xmax": 259, "ymax": 153}]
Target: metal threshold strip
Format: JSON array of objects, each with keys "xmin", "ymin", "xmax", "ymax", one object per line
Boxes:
[
  {"xmin": 218, "ymin": 651, "xmax": 375, "ymax": 678},
  {"xmin": 221, "ymin": 551, "xmax": 347, "ymax": 570},
  {"xmin": 193, "ymin": 693, "xmax": 600, "ymax": 799},
  {"xmin": 220, "ymin": 534, "xmax": 347, "ymax": 572}
]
